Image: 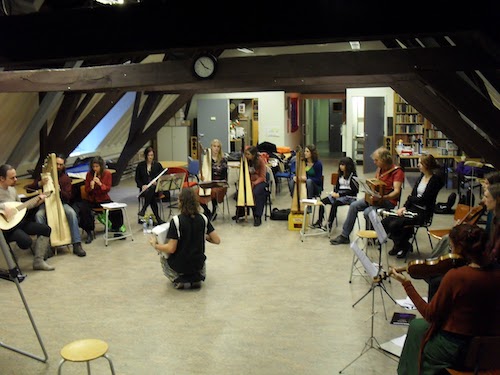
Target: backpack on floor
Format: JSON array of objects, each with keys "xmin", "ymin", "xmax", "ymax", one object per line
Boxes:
[
  {"xmin": 270, "ymin": 208, "xmax": 291, "ymax": 221},
  {"xmin": 434, "ymin": 192, "xmax": 456, "ymax": 214}
]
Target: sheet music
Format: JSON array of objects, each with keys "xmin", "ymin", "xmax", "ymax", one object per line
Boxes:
[
  {"xmin": 137, "ymin": 167, "xmax": 169, "ymax": 197},
  {"xmin": 353, "ymin": 176, "xmax": 381, "ymax": 198},
  {"xmin": 368, "ymin": 209, "xmax": 388, "ymax": 244},
  {"xmin": 350, "ymin": 241, "xmax": 379, "ymax": 278}
]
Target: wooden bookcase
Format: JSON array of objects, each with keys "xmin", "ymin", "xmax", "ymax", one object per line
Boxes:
[
  {"xmin": 424, "ymin": 120, "xmax": 458, "ymax": 155},
  {"xmin": 393, "ymin": 93, "xmax": 424, "ymax": 147}
]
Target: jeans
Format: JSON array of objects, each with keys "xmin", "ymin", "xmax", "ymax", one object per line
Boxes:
[
  {"xmin": 341, "ymin": 198, "xmax": 395, "ymax": 238},
  {"xmin": 35, "ymin": 202, "xmax": 82, "ymax": 243}
]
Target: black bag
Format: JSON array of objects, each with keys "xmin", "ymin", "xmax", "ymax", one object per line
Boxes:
[
  {"xmin": 270, "ymin": 208, "xmax": 291, "ymax": 221},
  {"xmin": 434, "ymin": 192, "xmax": 456, "ymax": 214}
]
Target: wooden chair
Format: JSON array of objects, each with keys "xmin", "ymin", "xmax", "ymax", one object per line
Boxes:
[
  {"xmin": 429, "ymin": 204, "xmax": 484, "ymax": 241},
  {"xmin": 446, "ymin": 335, "xmax": 500, "ymax": 375},
  {"xmin": 80, "ymin": 185, "xmax": 105, "ymax": 237}
]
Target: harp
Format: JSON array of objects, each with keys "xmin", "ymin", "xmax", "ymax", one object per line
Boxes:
[
  {"xmin": 198, "ymin": 141, "xmax": 212, "ymax": 197},
  {"xmin": 291, "ymin": 146, "xmax": 307, "ymax": 213},
  {"xmin": 41, "ymin": 153, "xmax": 72, "ymax": 247},
  {"xmin": 236, "ymin": 138, "xmax": 254, "ymax": 217}
]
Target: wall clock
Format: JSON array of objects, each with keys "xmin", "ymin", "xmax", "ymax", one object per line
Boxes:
[{"xmin": 192, "ymin": 54, "xmax": 217, "ymax": 80}]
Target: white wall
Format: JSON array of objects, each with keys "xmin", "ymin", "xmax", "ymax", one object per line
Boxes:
[
  {"xmin": 189, "ymin": 91, "xmax": 288, "ymax": 148},
  {"xmin": 344, "ymin": 87, "xmax": 394, "ymax": 158}
]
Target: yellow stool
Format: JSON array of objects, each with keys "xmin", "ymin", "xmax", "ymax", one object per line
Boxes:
[{"xmin": 58, "ymin": 339, "xmax": 116, "ymax": 375}]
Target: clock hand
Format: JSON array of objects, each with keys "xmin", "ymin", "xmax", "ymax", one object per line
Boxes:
[{"xmin": 200, "ymin": 61, "xmax": 208, "ymax": 69}]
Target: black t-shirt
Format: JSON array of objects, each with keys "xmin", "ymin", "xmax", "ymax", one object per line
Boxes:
[{"xmin": 166, "ymin": 213, "xmax": 214, "ymax": 274}]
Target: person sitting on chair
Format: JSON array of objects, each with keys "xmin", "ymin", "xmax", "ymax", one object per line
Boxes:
[
  {"xmin": 232, "ymin": 146, "xmax": 267, "ymax": 227},
  {"xmin": 390, "ymin": 223, "xmax": 500, "ymax": 375},
  {"xmin": 135, "ymin": 146, "xmax": 165, "ymax": 225},
  {"xmin": 0, "ymin": 164, "xmax": 55, "ymax": 271},
  {"xmin": 312, "ymin": 156, "xmax": 358, "ymax": 230},
  {"xmin": 331, "ymin": 147, "xmax": 405, "ymax": 245},
  {"xmin": 382, "ymin": 154, "xmax": 443, "ymax": 258},
  {"xmin": 81, "ymin": 156, "xmax": 125, "ymax": 236},
  {"xmin": 149, "ymin": 187, "xmax": 220, "ymax": 290},
  {"xmin": 27, "ymin": 154, "xmax": 86, "ymax": 257},
  {"xmin": 198, "ymin": 139, "xmax": 228, "ymax": 221},
  {"xmin": 288, "ymin": 144, "xmax": 323, "ymax": 199}
]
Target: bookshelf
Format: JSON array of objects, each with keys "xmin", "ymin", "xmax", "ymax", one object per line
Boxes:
[
  {"xmin": 394, "ymin": 93, "xmax": 424, "ymax": 147},
  {"xmin": 424, "ymin": 120, "xmax": 458, "ymax": 155}
]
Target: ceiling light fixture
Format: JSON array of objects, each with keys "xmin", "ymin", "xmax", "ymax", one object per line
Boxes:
[
  {"xmin": 237, "ymin": 48, "xmax": 254, "ymax": 54},
  {"xmin": 349, "ymin": 41, "xmax": 361, "ymax": 50},
  {"xmin": 95, "ymin": 0, "xmax": 125, "ymax": 5}
]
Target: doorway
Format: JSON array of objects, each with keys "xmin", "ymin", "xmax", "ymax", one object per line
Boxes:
[{"xmin": 302, "ymin": 96, "xmax": 345, "ymax": 157}]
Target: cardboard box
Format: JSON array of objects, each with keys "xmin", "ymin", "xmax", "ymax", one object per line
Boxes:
[{"xmin": 288, "ymin": 212, "xmax": 307, "ymax": 231}]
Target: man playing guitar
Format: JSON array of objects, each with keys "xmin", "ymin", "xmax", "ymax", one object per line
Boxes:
[
  {"xmin": 0, "ymin": 164, "xmax": 55, "ymax": 271},
  {"xmin": 331, "ymin": 147, "xmax": 404, "ymax": 245}
]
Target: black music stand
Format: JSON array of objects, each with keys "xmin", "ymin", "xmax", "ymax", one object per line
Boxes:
[
  {"xmin": 0, "ymin": 232, "xmax": 48, "ymax": 363},
  {"xmin": 339, "ymin": 210, "xmax": 397, "ymax": 373}
]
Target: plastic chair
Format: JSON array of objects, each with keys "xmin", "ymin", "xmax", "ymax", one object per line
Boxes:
[
  {"xmin": 187, "ymin": 157, "xmax": 200, "ymax": 183},
  {"xmin": 166, "ymin": 166, "xmax": 198, "ymax": 189}
]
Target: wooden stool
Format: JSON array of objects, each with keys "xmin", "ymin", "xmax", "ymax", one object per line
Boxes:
[{"xmin": 58, "ymin": 338, "xmax": 116, "ymax": 374}]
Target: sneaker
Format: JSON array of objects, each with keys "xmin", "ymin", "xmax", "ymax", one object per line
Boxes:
[
  {"xmin": 330, "ymin": 235, "xmax": 350, "ymax": 245},
  {"xmin": 388, "ymin": 247, "xmax": 399, "ymax": 256},
  {"xmin": 311, "ymin": 221, "xmax": 322, "ymax": 229}
]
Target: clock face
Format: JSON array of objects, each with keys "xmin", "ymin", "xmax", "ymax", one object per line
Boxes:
[{"xmin": 193, "ymin": 55, "xmax": 216, "ymax": 79}]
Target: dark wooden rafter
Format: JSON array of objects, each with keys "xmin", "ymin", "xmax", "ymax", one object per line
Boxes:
[
  {"xmin": 417, "ymin": 71, "xmax": 500, "ymax": 147},
  {"xmin": 392, "ymin": 80, "xmax": 499, "ymax": 167},
  {"xmin": 112, "ymin": 91, "xmax": 194, "ymax": 185}
]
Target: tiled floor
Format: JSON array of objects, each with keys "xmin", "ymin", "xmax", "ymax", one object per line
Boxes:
[{"xmin": 0, "ymin": 156, "xmax": 469, "ymax": 375}]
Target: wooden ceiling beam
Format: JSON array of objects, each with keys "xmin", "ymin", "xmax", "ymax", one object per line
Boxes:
[{"xmin": 0, "ymin": 47, "xmax": 495, "ymax": 93}]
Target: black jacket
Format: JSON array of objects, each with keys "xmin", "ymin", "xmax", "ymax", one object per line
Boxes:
[
  {"xmin": 135, "ymin": 160, "xmax": 164, "ymax": 189},
  {"xmin": 404, "ymin": 174, "xmax": 443, "ymax": 222}
]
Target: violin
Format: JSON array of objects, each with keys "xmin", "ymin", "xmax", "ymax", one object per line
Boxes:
[{"xmin": 391, "ymin": 253, "xmax": 466, "ymax": 280}]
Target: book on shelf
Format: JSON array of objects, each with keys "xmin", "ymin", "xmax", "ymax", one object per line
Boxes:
[{"xmin": 390, "ymin": 312, "xmax": 416, "ymax": 326}]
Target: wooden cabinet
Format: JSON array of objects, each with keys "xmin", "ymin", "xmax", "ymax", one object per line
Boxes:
[{"xmin": 393, "ymin": 93, "xmax": 424, "ymax": 147}]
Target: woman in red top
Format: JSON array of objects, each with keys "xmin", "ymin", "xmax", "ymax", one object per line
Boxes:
[
  {"xmin": 391, "ymin": 223, "xmax": 500, "ymax": 375},
  {"xmin": 233, "ymin": 146, "xmax": 266, "ymax": 227},
  {"xmin": 83, "ymin": 156, "xmax": 124, "ymax": 234}
]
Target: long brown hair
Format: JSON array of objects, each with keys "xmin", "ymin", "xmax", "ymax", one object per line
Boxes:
[
  {"xmin": 178, "ymin": 187, "xmax": 200, "ymax": 217},
  {"xmin": 89, "ymin": 156, "xmax": 106, "ymax": 178}
]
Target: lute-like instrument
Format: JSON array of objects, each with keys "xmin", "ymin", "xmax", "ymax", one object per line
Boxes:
[{"xmin": 0, "ymin": 191, "xmax": 53, "ymax": 230}]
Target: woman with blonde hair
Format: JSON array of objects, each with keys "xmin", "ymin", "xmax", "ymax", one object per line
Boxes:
[{"xmin": 198, "ymin": 139, "xmax": 228, "ymax": 221}]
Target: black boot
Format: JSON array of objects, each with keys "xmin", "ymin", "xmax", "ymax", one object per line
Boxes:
[
  {"xmin": 85, "ymin": 230, "xmax": 93, "ymax": 244},
  {"xmin": 254, "ymin": 216, "xmax": 262, "ymax": 227}
]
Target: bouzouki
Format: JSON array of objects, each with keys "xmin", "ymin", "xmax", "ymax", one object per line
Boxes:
[
  {"xmin": 42, "ymin": 153, "xmax": 72, "ymax": 247},
  {"xmin": 0, "ymin": 191, "xmax": 53, "ymax": 230}
]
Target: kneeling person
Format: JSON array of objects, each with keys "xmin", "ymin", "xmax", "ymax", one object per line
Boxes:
[{"xmin": 149, "ymin": 188, "xmax": 220, "ymax": 289}]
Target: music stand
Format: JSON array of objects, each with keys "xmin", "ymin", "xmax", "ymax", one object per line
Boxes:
[
  {"xmin": 157, "ymin": 173, "xmax": 186, "ymax": 218},
  {"xmin": 339, "ymin": 210, "xmax": 397, "ymax": 373},
  {"xmin": 0, "ymin": 231, "xmax": 48, "ymax": 363}
]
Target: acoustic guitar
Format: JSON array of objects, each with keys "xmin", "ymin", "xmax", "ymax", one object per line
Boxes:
[{"xmin": 0, "ymin": 191, "xmax": 53, "ymax": 231}]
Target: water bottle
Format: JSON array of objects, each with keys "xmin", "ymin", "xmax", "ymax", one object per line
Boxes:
[
  {"xmin": 143, "ymin": 220, "xmax": 148, "ymax": 235},
  {"xmin": 148, "ymin": 217, "xmax": 154, "ymax": 233}
]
